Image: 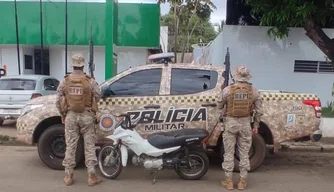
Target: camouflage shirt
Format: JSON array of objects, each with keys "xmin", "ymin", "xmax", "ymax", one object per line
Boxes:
[
  {"xmin": 55, "ymin": 70, "xmax": 102, "ymax": 116},
  {"xmin": 217, "ymin": 82, "xmax": 263, "ymax": 128}
]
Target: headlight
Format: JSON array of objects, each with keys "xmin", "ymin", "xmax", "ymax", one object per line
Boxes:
[{"xmin": 20, "ymin": 104, "xmax": 43, "ymax": 117}]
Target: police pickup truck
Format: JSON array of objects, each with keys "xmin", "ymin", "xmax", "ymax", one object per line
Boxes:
[{"xmin": 16, "ymin": 52, "xmax": 322, "ymax": 172}]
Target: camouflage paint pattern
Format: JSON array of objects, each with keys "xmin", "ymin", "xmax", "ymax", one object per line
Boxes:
[
  {"xmin": 16, "ymin": 94, "xmax": 60, "ymax": 145},
  {"xmin": 222, "ymin": 117, "xmax": 252, "ymax": 179},
  {"xmin": 96, "ymin": 63, "xmax": 225, "ymax": 141},
  {"xmin": 62, "ymin": 111, "xmax": 98, "ymax": 175},
  {"xmin": 16, "ymin": 63, "xmax": 322, "ymax": 153},
  {"xmin": 259, "ymin": 92, "xmax": 321, "ymax": 144}
]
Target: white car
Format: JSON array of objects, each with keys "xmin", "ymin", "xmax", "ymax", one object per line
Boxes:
[{"xmin": 0, "ymin": 75, "xmax": 60, "ymax": 126}]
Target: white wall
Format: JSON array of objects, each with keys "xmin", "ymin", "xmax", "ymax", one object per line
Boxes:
[
  {"xmin": 320, "ymin": 118, "xmax": 334, "ymax": 137},
  {"xmin": 49, "ymin": 48, "xmax": 65, "ymax": 81},
  {"xmin": 50, "ymin": 45, "xmax": 106, "ymax": 84},
  {"xmin": 0, "ymin": 45, "xmax": 37, "ymax": 76},
  {"xmin": 0, "ymin": 45, "xmax": 23, "ymax": 76},
  {"xmin": 160, "ymin": 26, "xmax": 168, "ymax": 53},
  {"xmin": 114, "ymin": 46, "xmax": 149, "ymax": 73},
  {"xmin": 1, "ymin": 33, "xmax": 164, "ymax": 85},
  {"xmin": 1, "ymin": 45, "xmax": 149, "ymax": 85},
  {"xmin": 207, "ymin": 25, "xmax": 334, "ymax": 105}
]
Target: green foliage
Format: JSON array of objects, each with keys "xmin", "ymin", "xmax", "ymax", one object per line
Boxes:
[
  {"xmin": 157, "ymin": 0, "xmax": 217, "ymax": 21},
  {"xmin": 0, "ymin": 135, "xmax": 22, "ymax": 146},
  {"xmin": 161, "ymin": 12, "xmax": 217, "ymax": 52},
  {"xmin": 322, "ymin": 107, "xmax": 334, "ymax": 118},
  {"xmin": 321, "ymin": 101, "xmax": 334, "ymax": 118},
  {"xmin": 157, "ymin": 0, "xmax": 217, "ymax": 55},
  {"xmin": 245, "ymin": 0, "xmax": 334, "ymax": 38},
  {"xmin": 214, "ymin": 20, "xmax": 225, "ymax": 33}
]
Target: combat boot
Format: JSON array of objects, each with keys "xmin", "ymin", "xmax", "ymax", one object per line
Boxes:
[
  {"xmin": 237, "ymin": 177, "xmax": 247, "ymax": 190},
  {"xmin": 87, "ymin": 173, "xmax": 102, "ymax": 186},
  {"xmin": 221, "ymin": 177, "xmax": 234, "ymax": 190},
  {"xmin": 64, "ymin": 173, "xmax": 73, "ymax": 186}
]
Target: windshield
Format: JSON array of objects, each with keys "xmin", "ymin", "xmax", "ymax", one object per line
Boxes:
[{"xmin": 0, "ymin": 78, "xmax": 37, "ymax": 90}]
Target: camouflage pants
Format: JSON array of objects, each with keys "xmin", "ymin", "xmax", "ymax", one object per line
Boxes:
[
  {"xmin": 222, "ymin": 116, "xmax": 252, "ymax": 179},
  {"xmin": 63, "ymin": 110, "xmax": 97, "ymax": 175}
]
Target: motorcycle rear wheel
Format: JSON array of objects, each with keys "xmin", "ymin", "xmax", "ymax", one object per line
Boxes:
[
  {"xmin": 98, "ymin": 144, "xmax": 123, "ymax": 179},
  {"xmin": 174, "ymin": 149, "xmax": 209, "ymax": 180}
]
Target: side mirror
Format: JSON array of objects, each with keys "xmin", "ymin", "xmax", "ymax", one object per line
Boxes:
[
  {"xmin": 45, "ymin": 86, "xmax": 54, "ymax": 91},
  {"xmin": 101, "ymin": 84, "xmax": 115, "ymax": 97},
  {"xmin": 0, "ymin": 68, "xmax": 6, "ymax": 77}
]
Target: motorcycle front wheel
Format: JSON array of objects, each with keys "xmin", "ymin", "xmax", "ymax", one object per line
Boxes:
[
  {"xmin": 98, "ymin": 144, "xmax": 123, "ymax": 179},
  {"xmin": 174, "ymin": 149, "xmax": 209, "ymax": 180}
]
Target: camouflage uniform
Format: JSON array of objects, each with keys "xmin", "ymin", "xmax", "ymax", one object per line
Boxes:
[
  {"xmin": 56, "ymin": 53, "xmax": 102, "ymax": 186},
  {"xmin": 217, "ymin": 65, "xmax": 263, "ymax": 190}
]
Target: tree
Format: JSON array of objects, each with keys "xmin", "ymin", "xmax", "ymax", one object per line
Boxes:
[
  {"xmin": 214, "ymin": 20, "xmax": 225, "ymax": 33},
  {"xmin": 225, "ymin": 0, "xmax": 262, "ymax": 25},
  {"xmin": 157, "ymin": 0, "xmax": 217, "ymax": 62},
  {"xmin": 245, "ymin": 0, "xmax": 334, "ymax": 64},
  {"xmin": 160, "ymin": 12, "xmax": 217, "ymax": 56}
]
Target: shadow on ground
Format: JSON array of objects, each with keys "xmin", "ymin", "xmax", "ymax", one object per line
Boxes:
[{"xmin": 1, "ymin": 120, "xmax": 16, "ymax": 127}]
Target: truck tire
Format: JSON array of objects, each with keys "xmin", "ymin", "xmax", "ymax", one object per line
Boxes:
[
  {"xmin": 0, "ymin": 119, "xmax": 3, "ymax": 126},
  {"xmin": 220, "ymin": 134, "xmax": 266, "ymax": 172},
  {"xmin": 37, "ymin": 124, "xmax": 84, "ymax": 170}
]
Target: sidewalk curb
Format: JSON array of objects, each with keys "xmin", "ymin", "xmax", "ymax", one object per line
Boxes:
[{"xmin": 280, "ymin": 144, "xmax": 334, "ymax": 152}]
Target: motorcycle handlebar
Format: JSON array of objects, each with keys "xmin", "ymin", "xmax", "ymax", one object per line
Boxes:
[{"xmin": 116, "ymin": 113, "xmax": 156, "ymax": 129}]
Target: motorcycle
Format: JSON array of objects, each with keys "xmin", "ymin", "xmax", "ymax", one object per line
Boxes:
[{"xmin": 97, "ymin": 113, "xmax": 210, "ymax": 183}]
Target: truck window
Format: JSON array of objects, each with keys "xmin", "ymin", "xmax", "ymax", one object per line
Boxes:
[
  {"xmin": 109, "ymin": 68, "xmax": 162, "ymax": 96},
  {"xmin": 170, "ymin": 68, "xmax": 218, "ymax": 95}
]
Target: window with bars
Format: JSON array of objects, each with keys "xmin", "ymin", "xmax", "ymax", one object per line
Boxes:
[{"xmin": 294, "ymin": 60, "xmax": 334, "ymax": 73}]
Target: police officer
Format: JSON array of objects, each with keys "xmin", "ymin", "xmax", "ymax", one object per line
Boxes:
[
  {"xmin": 217, "ymin": 65, "xmax": 263, "ymax": 190},
  {"xmin": 56, "ymin": 53, "xmax": 102, "ymax": 186}
]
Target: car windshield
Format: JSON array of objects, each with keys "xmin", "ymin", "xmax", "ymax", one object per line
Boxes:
[{"xmin": 0, "ymin": 78, "xmax": 36, "ymax": 90}]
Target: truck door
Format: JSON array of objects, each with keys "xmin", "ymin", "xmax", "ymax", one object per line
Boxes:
[
  {"xmin": 97, "ymin": 65, "xmax": 166, "ymax": 139},
  {"xmin": 162, "ymin": 65, "xmax": 223, "ymax": 133}
]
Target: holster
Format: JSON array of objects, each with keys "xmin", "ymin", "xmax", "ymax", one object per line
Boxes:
[
  {"xmin": 250, "ymin": 110, "xmax": 255, "ymax": 129},
  {"xmin": 219, "ymin": 115, "xmax": 225, "ymax": 122}
]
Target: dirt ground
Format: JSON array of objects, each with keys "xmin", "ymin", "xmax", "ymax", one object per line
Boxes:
[
  {"xmin": 0, "ymin": 120, "xmax": 16, "ymax": 137},
  {"xmin": 1, "ymin": 145, "xmax": 334, "ymax": 192}
]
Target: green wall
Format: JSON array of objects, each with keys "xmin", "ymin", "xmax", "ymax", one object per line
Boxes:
[
  {"xmin": 0, "ymin": 1, "xmax": 160, "ymax": 47},
  {"xmin": 116, "ymin": 3, "xmax": 160, "ymax": 47},
  {"xmin": 105, "ymin": 0, "xmax": 115, "ymax": 79}
]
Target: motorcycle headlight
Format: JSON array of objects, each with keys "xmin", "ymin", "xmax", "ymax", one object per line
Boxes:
[{"xmin": 20, "ymin": 104, "xmax": 43, "ymax": 117}]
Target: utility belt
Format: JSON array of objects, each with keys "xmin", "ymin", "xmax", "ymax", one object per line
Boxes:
[
  {"xmin": 220, "ymin": 112, "xmax": 254, "ymax": 122},
  {"xmin": 66, "ymin": 107, "xmax": 98, "ymax": 133}
]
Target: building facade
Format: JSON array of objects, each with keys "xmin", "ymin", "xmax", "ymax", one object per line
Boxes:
[
  {"xmin": 0, "ymin": 0, "xmax": 162, "ymax": 84},
  {"xmin": 196, "ymin": 25, "xmax": 334, "ymax": 104}
]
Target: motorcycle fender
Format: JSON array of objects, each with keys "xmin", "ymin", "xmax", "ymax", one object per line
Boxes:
[
  {"xmin": 120, "ymin": 144, "xmax": 128, "ymax": 167},
  {"xmin": 106, "ymin": 135, "xmax": 119, "ymax": 145}
]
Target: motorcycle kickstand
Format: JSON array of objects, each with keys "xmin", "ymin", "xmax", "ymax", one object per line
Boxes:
[{"xmin": 151, "ymin": 169, "xmax": 161, "ymax": 185}]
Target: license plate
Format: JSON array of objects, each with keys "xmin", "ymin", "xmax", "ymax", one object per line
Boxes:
[{"xmin": 0, "ymin": 109, "xmax": 20, "ymax": 114}]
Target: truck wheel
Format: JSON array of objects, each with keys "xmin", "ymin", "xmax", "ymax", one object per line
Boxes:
[
  {"xmin": 0, "ymin": 119, "xmax": 3, "ymax": 126},
  {"xmin": 37, "ymin": 124, "xmax": 84, "ymax": 170},
  {"xmin": 220, "ymin": 134, "xmax": 266, "ymax": 172}
]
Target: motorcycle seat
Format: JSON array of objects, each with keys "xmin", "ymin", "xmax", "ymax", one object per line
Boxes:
[{"xmin": 147, "ymin": 128, "xmax": 209, "ymax": 149}]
